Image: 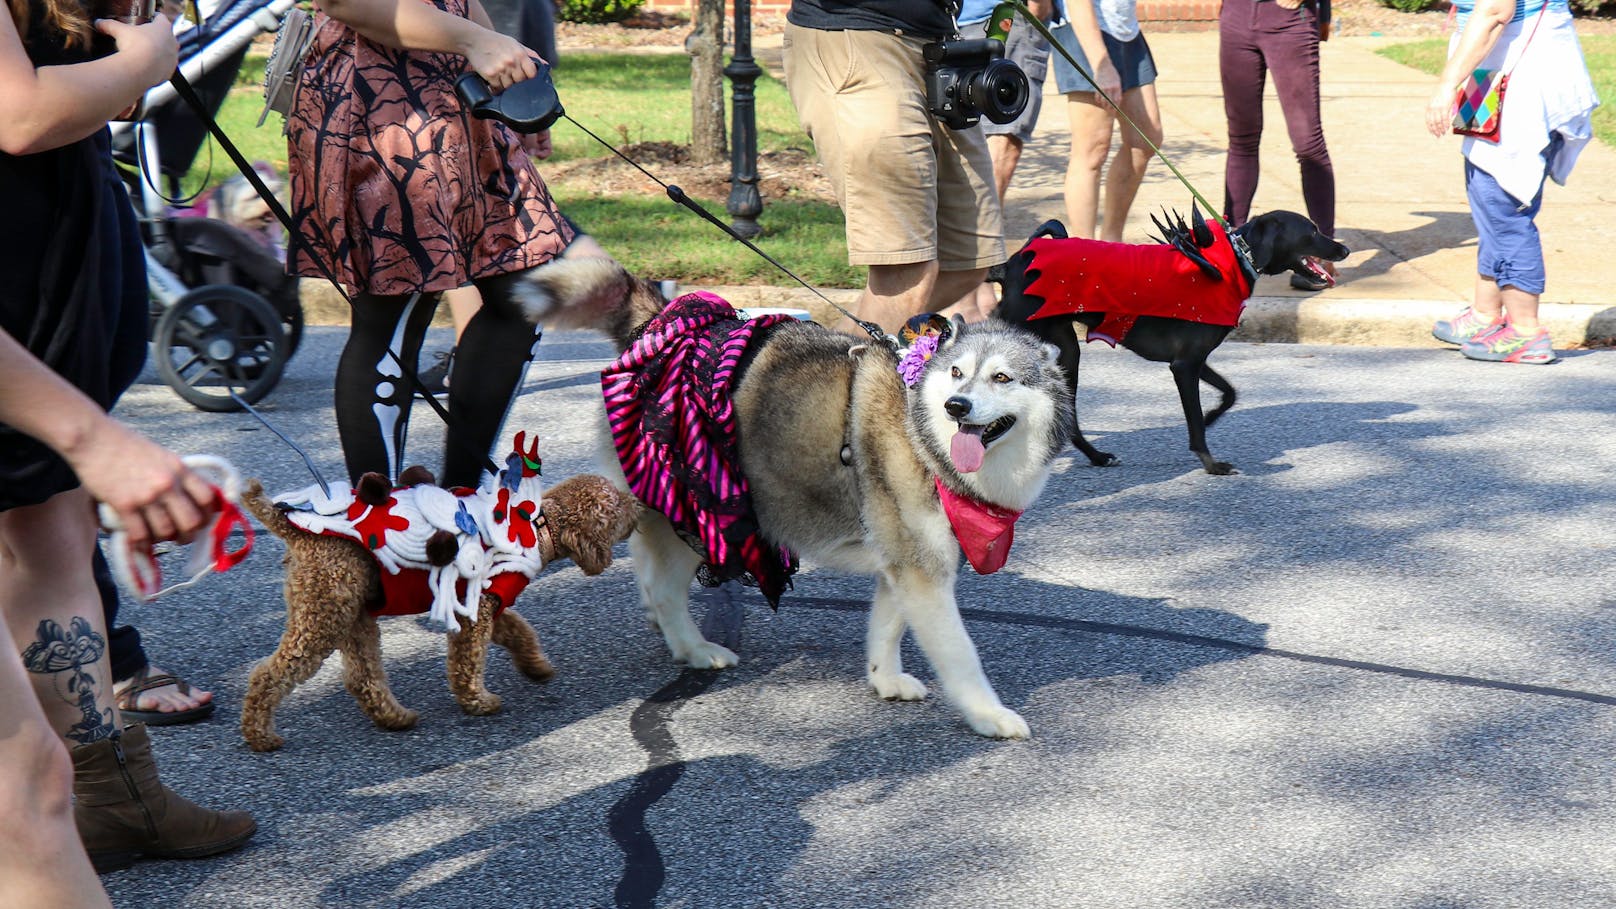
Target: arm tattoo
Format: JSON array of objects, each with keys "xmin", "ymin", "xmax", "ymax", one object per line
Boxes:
[{"xmin": 21, "ymin": 617, "xmax": 115, "ymax": 744}]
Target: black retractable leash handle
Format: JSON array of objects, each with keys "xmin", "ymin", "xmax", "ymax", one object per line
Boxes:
[
  {"xmin": 455, "ymin": 66, "xmax": 566, "ymax": 134},
  {"xmin": 166, "ymin": 70, "xmax": 502, "ymax": 480}
]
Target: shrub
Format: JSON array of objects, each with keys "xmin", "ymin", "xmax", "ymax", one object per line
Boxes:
[
  {"xmin": 1376, "ymin": 0, "xmax": 1440, "ymax": 12},
  {"xmin": 558, "ymin": 0, "xmax": 645, "ymax": 24}
]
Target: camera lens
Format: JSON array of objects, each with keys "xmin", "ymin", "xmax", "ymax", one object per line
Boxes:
[{"xmin": 964, "ymin": 59, "xmax": 1030, "ymax": 126}]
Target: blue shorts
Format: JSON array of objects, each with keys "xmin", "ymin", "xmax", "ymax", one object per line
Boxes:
[
  {"xmin": 1464, "ymin": 133, "xmax": 1564, "ymax": 295},
  {"xmin": 1049, "ymin": 23, "xmax": 1156, "ymax": 95},
  {"xmin": 982, "ymin": 23, "xmax": 1051, "ymax": 143}
]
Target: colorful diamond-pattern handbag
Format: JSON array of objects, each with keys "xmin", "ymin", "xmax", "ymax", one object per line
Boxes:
[
  {"xmin": 1452, "ymin": 68, "xmax": 1508, "ymax": 141},
  {"xmin": 1450, "ymin": 4, "xmax": 1547, "ymax": 142}
]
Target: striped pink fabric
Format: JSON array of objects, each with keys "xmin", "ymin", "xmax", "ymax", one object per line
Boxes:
[{"xmin": 601, "ymin": 292, "xmax": 798, "ymax": 606}]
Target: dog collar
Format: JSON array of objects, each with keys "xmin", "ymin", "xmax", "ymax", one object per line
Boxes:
[{"xmin": 934, "ymin": 478, "xmax": 1022, "ymax": 575}]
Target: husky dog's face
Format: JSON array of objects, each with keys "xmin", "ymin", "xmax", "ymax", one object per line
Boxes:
[{"xmin": 909, "ymin": 319, "xmax": 1073, "ymax": 509}]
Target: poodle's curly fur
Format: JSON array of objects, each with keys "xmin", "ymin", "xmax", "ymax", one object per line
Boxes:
[{"xmin": 238, "ymin": 473, "xmax": 638, "ymax": 752}]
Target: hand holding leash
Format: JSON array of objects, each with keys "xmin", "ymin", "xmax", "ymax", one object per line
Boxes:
[
  {"xmin": 99, "ymin": 455, "xmax": 255, "ymax": 602},
  {"xmin": 455, "ymin": 66, "xmax": 565, "ymax": 134}
]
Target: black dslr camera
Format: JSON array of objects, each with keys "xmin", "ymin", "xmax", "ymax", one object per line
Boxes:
[{"xmin": 923, "ymin": 37, "xmax": 1030, "ymax": 131}]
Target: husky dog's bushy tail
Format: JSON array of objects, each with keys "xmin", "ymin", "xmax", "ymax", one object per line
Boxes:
[{"xmin": 511, "ymin": 257, "xmax": 668, "ymax": 352}]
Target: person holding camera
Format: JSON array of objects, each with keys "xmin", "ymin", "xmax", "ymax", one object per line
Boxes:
[
  {"xmin": 2, "ymin": 0, "xmax": 258, "ymax": 896},
  {"xmin": 285, "ymin": 0, "xmax": 610, "ymax": 490},
  {"xmin": 782, "ymin": 0, "xmax": 1025, "ymax": 333}
]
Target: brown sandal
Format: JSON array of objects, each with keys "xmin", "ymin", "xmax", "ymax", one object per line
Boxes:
[{"xmin": 114, "ymin": 666, "xmax": 216, "ymax": 726}]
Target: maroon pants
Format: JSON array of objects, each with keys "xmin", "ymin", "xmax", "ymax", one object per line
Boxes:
[{"xmin": 1219, "ymin": 0, "xmax": 1335, "ymax": 238}]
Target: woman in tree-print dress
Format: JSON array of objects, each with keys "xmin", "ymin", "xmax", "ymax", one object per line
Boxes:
[{"xmin": 286, "ymin": 0, "xmax": 593, "ymax": 488}]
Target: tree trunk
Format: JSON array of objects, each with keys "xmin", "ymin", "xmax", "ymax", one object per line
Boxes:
[{"xmin": 688, "ymin": 0, "xmax": 726, "ymax": 165}]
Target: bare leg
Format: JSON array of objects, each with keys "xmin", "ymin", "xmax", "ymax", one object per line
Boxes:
[
  {"xmin": 442, "ymin": 285, "xmax": 482, "ymax": 344},
  {"xmin": 1499, "ymin": 285, "xmax": 1542, "ymax": 333},
  {"xmin": 1064, "ymin": 91, "xmax": 1115, "ymax": 240},
  {"xmin": 0, "ymin": 605, "xmax": 112, "ymax": 908},
  {"xmin": 1, "ymin": 491, "xmax": 117, "ymax": 747},
  {"xmin": 986, "ymin": 134, "xmax": 1024, "ymax": 200},
  {"xmin": 1101, "ymin": 84, "xmax": 1163, "ymax": 243}
]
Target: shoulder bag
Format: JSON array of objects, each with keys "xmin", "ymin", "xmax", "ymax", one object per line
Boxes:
[{"xmin": 1451, "ymin": 3, "xmax": 1548, "ymax": 142}]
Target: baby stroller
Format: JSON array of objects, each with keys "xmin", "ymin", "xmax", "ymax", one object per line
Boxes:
[{"xmin": 110, "ymin": 0, "xmax": 304, "ymax": 412}]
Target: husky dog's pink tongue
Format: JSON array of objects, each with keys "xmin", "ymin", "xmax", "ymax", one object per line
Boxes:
[{"xmin": 951, "ymin": 425, "xmax": 987, "ymax": 473}]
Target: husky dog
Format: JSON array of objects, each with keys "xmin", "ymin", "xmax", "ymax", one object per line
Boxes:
[{"xmin": 513, "ymin": 259, "xmax": 1072, "ymax": 738}]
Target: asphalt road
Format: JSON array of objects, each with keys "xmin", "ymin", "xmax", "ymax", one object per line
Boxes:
[{"xmin": 101, "ymin": 326, "xmax": 1616, "ymax": 909}]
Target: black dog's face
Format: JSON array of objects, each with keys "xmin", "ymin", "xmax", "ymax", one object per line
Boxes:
[{"xmin": 1236, "ymin": 210, "xmax": 1350, "ymax": 280}]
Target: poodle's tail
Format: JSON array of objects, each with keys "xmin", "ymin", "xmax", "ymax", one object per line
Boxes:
[
  {"xmin": 240, "ymin": 479, "xmax": 300, "ymax": 541},
  {"xmin": 506, "ymin": 256, "xmax": 667, "ymax": 353}
]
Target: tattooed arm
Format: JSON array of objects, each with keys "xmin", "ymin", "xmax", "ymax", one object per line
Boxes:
[
  {"xmin": 318, "ymin": 0, "xmax": 537, "ymax": 90},
  {"xmin": 0, "ymin": 329, "xmax": 218, "ymax": 548}
]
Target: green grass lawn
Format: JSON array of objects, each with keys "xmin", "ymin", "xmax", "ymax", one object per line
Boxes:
[
  {"xmin": 1378, "ymin": 34, "xmax": 1614, "ymax": 147},
  {"xmin": 174, "ymin": 50, "xmax": 858, "ymax": 286}
]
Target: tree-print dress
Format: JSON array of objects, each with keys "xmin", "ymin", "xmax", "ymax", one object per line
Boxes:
[{"xmin": 286, "ymin": 0, "xmax": 574, "ymax": 296}]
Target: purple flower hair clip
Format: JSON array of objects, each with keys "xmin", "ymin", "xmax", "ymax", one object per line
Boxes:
[{"xmin": 897, "ymin": 333, "xmax": 940, "ymax": 387}]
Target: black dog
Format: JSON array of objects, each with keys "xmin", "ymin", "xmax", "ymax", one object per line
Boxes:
[{"xmin": 995, "ymin": 209, "xmax": 1349, "ymax": 475}]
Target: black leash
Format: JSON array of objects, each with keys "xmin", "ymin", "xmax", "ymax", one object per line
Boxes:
[
  {"xmin": 558, "ymin": 114, "xmax": 897, "ymax": 351},
  {"xmin": 165, "ymin": 69, "xmax": 502, "ymax": 479}
]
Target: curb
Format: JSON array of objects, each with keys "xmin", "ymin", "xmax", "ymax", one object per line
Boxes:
[
  {"xmin": 300, "ymin": 281, "xmax": 1616, "ymax": 346},
  {"xmin": 299, "ymin": 282, "xmax": 1615, "ymax": 347}
]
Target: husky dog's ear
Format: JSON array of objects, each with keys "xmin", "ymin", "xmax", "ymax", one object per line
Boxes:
[
  {"xmin": 946, "ymin": 314, "xmax": 966, "ymax": 346},
  {"xmin": 508, "ymin": 257, "xmax": 634, "ymax": 329},
  {"xmin": 1039, "ymin": 342, "xmax": 1062, "ymax": 368}
]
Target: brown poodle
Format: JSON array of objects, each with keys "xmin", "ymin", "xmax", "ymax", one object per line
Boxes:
[{"xmin": 238, "ymin": 472, "xmax": 638, "ymax": 752}]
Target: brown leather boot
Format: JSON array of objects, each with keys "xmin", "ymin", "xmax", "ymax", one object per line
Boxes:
[{"xmin": 71, "ymin": 723, "xmax": 257, "ymax": 872}]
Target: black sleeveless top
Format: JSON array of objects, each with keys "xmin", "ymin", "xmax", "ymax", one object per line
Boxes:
[{"xmin": 0, "ymin": 0, "xmax": 147, "ymax": 510}]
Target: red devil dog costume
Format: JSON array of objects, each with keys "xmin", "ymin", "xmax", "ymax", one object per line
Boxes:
[{"xmin": 996, "ymin": 206, "xmax": 1349, "ymax": 474}]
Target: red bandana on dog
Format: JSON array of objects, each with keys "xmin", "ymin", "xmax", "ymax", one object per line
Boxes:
[
  {"xmin": 1022, "ymin": 220, "xmax": 1254, "ymax": 346},
  {"xmin": 935, "ymin": 478, "xmax": 1022, "ymax": 575}
]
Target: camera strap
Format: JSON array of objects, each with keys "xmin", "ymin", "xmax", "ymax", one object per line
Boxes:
[
  {"xmin": 1000, "ymin": 0, "xmax": 1256, "ymax": 275},
  {"xmin": 165, "ymin": 69, "xmax": 503, "ymax": 480}
]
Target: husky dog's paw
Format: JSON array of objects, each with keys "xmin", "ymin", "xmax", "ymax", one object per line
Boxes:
[
  {"xmin": 870, "ymin": 671, "xmax": 928, "ymax": 702},
  {"xmin": 675, "ymin": 641, "xmax": 739, "ymax": 669},
  {"xmin": 965, "ymin": 705, "xmax": 1031, "ymax": 740}
]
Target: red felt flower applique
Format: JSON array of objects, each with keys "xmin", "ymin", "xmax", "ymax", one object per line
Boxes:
[
  {"xmin": 348, "ymin": 496, "xmax": 410, "ymax": 550},
  {"xmin": 495, "ymin": 488, "xmax": 540, "ymax": 548}
]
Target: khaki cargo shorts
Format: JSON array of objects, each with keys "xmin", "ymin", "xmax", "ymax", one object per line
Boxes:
[{"xmin": 782, "ymin": 23, "xmax": 1005, "ymax": 271}]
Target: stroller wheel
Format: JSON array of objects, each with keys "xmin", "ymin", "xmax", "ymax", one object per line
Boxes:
[{"xmin": 153, "ymin": 285, "xmax": 288, "ymax": 412}]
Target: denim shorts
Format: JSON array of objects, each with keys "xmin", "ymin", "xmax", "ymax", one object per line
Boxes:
[
  {"xmin": 1464, "ymin": 133, "xmax": 1564, "ymax": 295},
  {"xmin": 1049, "ymin": 22, "xmax": 1157, "ymax": 94}
]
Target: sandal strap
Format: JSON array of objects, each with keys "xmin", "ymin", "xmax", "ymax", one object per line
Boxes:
[{"xmin": 116, "ymin": 673, "xmax": 191, "ymax": 704}]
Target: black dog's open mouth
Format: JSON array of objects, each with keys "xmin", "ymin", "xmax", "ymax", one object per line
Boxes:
[
  {"xmin": 1298, "ymin": 257, "xmax": 1333, "ymax": 282},
  {"xmin": 949, "ymin": 415, "xmax": 1017, "ymax": 474}
]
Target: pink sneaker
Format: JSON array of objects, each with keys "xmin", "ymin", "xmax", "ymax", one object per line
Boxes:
[
  {"xmin": 1432, "ymin": 307, "xmax": 1502, "ymax": 345},
  {"xmin": 1460, "ymin": 324, "xmax": 1557, "ymax": 364}
]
